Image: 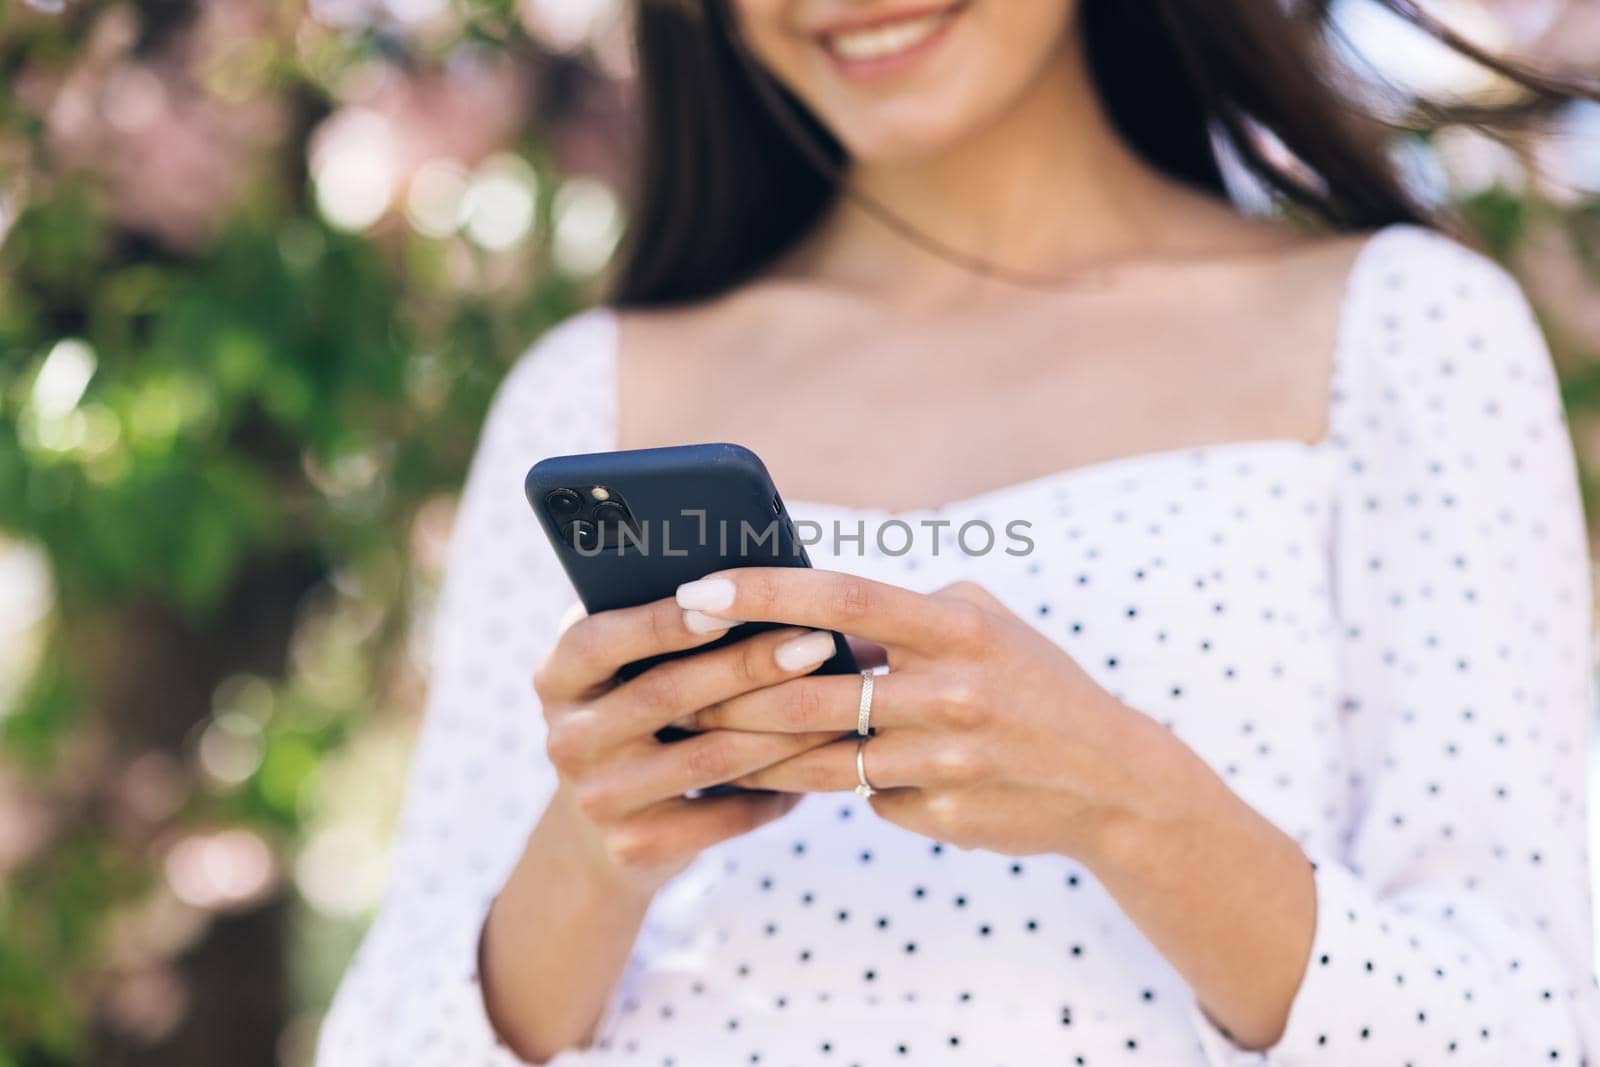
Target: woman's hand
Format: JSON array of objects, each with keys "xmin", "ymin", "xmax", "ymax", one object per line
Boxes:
[
  {"xmin": 671, "ymin": 569, "xmax": 1188, "ymax": 863},
  {"xmin": 671, "ymin": 568, "xmax": 1318, "ymax": 1050},
  {"xmin": 482, "ymin": 599, "xmax": 850, "ymax": 1061},
  {"xmin": 531, "ymin": 595, "xmax": 848, "ymax": 893}
]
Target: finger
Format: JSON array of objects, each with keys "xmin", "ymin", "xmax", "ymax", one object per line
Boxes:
[
  {"xmin": 932, "ymin": 580, "xmax": 1007, "ymax": 612},
  {"xmin": 589, "ymin": 728, "xmax": 842, "ymax": 816},
  {"xmin": 688, "ymin": 670, "xmax": 933, "ymax": 734},
  {"xmin": 603, "ymin": 791, "xmax": 803, "ymax": 871},
  {"xmin": 589, "ymin": 627, "xmax": 846, "ymax": 748},
  {"xmin": 536, "ymin": 595, "xmax": 736, "ymax": 701},
  {"xmin": 728, "ymin": 733, "xmax": 925, "ymax": 794},
  {"xmin": 675, "ymin": 568, "xmax": 958, "ymax": 653}
]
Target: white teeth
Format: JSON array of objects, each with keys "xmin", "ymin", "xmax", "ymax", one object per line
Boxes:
[{"xmin": 825, "ymin": 11, "xmax": 949, "ymax": 62}]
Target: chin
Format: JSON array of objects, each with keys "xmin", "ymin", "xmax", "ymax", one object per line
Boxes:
[
  {"xmin": 735, "ymin": 0, "xmax": 1079, "ymax": 168},
  {"xmin": 828, "ymin": 104, "xmax": 993, "ymax": 164},
  {"xmin": 810, "ymin": 62, "xmax": 1050, "ymax": 166}
]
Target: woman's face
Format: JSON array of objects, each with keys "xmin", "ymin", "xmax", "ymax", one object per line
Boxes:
[{"xmin": 729, "ymin": 0, "xmax": 1081, "ymax": 164}]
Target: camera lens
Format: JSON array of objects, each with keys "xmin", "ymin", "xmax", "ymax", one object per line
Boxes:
[
  {"xmin": 593, "ymin": 501, "xmax": 629, "ymax": 527},
  {"xmin": 546, "ymin": 489, "xmax": 583, "ymax": 518},
  {"xmin": 565, "ymin": 519, "xmax": 599, "ymax": 551}
]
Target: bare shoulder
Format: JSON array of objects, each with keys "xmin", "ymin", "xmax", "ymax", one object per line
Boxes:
[
  {"xmin": 1165, "ymin": 216, "xmax": 1393, "ymax": 436},
  {"xmin": 1198, "ymin": 211, "xmax": 1382, "ymax": 287},
  {"xmin": 1194, "ymin": 220, "xmax": 1387, "ymax": 337},
  {"xmin": 611, "ymin": 301, "xmax": 721, "ymax": 449},
  {"xmin": 1120, "ymin": 194, "xmax": 1389, "ymax": 333},
  {"xmin": 614, "ymin": 271, "xmax": 866, "ymax": 379},
  {"xmin": 618, "ymin": 276, "xmax": 816, "ymax": 352},
  {"xmin": 613, "ymin": 290, "xmax": 738, "ymax": 405},
  {"xmin": 611, "ymin": 278, "xmax": 851, "ymax": 449},
  {"xmin": 1261, "ymin": 225, "xmax": 1389, "ymax": 321},
  {"xmin": 612, "ymin": 298, "xmax": 717, "ymax": 369},
  {"xmin": 1248, "ymin": 224, "xmax": 1522, "ymax": 361}
]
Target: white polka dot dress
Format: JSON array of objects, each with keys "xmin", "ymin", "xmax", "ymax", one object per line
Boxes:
[{"xmin": 316, "ymin": 225, "xmax": 1600, "ymax": 1066}]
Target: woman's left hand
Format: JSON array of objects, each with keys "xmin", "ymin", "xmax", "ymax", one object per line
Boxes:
[{"xmin": 673, "ymin": 568, "xmax": 1192, "ymax": 862}]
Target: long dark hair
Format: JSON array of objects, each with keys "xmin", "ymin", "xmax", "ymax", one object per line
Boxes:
[{"xmin": 612, "ymin": 0, "xmax": 1584, "ymax": 307}]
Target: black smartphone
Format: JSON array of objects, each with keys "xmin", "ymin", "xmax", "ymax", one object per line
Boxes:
[{"xmin": 525, "ymin": 443, "xmax": 859, "ymax": 743}]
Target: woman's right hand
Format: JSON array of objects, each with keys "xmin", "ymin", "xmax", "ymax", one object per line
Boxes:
[
  {"xmin": 533, "ymin": 594, "xmax": 846, "ymax": 895},
  {"xmin": 482, "ymin": 597, "xmax": 844, "ymax": 1061}
]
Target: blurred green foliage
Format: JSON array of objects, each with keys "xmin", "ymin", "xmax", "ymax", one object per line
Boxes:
[{"xmin": 0, "ymin": 1, "xmax": 615, "ymax": 1063}]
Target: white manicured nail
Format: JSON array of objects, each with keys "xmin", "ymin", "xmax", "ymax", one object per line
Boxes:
[
  {"xmin": 557, "ymin": 600, "xmax": 587, "ymax": 635},
  {"xmin": 775, "ymin": 631, "xmax": 836, "ymax": 672},
  {"xmin": 676, "ymin": 577, "xmax": 736, "ymax": 612},
  {"xmin": 684, "ymin": 609, "xmax": 734, "ymax": 635}
]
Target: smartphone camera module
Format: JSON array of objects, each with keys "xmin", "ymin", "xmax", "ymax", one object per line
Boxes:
[
  {"xmin": 593, "ymin": 500, "xmax": 629, "ymax": 530},
  {"xmin": 547, "ymin": 486, "xmax": 641, "ymax": 552},
  {"xmin": 545, "ymin": 488, "xmax": 583, "ymax": 518},
  {"xmin": 592, "ymin": 496, "xmax": 640, "ymax": 549},
  {"xmin": 566, "ymin": 519, "xmax": 600, "ymax": 551}
]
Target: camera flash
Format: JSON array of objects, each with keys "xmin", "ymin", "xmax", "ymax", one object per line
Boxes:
[{"xmin": 590, "ymin": 487, "xmax": 611, "ymax": 501}]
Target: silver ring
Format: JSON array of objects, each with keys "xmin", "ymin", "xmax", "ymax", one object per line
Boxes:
[
  {"xmin": 856, "ymin": 669, "xmax": 875, "ymax": 736},
  {"xmin": 854, "ymin": 736, "xmax": 877, "ymax": 798}
]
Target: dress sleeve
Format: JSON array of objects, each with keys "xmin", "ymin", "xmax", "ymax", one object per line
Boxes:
[
  {"xmin": 315, "ymin": 310, "xmax": 617, "ymax": 1067},
  {"xmin": 1194, "ymin": 227, "xmax": 1600, "ymax": 1065}
]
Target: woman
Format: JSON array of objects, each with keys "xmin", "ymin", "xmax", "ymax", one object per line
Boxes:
[{"xmin": 319, "ymin": 1, "xmax": 1600, "ymax": 1064}]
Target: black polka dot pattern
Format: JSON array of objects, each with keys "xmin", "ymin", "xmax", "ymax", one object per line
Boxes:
[
  {"xmin": 1186, "ymin": 226, "xmax": 1600, "ymax": 1065},
  {"xmin": 315, "ymin": 226, "xmax": 1600, "ymax": 1066}
]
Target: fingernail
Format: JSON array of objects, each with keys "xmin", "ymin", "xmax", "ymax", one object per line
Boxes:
[
  {"xmin": 669, "ymin": 714, "xmax": 698, "ymax": 731},
  {"xmin": 676, "ymin": 577, "xmax": 736, "ymax": 612},
  {"xmin": 684, "ymin": 609, "xmax": 735, "ymax": 635},
  {"xmin": 774, "ymin": 630, "xmax": 836, "ymax": 672},
  {"xmin": 557, "ymin": 600, "xmax": 587, "ymax": 635}
]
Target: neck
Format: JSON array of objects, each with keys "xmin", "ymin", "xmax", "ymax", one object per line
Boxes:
[{"xmin": 796, "ymin": 29, "xmax": 1196, "ymax": 296}]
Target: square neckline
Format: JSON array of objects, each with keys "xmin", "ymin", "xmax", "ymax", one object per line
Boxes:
[{"xmin": 598, "ymin": 224, "xmax": 1407, "ymax": 520}]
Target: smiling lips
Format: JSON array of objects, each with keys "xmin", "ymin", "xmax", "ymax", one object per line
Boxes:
[{"xmin": 816, "ymin": 3, "xmax": 964, "ymax": 71}]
